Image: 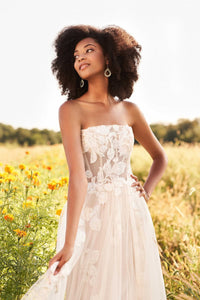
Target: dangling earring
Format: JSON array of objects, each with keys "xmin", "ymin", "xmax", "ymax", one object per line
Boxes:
[
  {"xmin": 104, "ymin": 64, "xmax": 111, "ymax": 77},
  {"xmin": 80, "ymin": 79, "xmax": 84, "ymax": 88}
]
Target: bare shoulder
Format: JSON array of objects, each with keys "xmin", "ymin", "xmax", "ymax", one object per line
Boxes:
[
  {"xmin": 58, "ymin": 100, "xmax": 87, "ymax": 181},
  {"xmin": 59, "ymin": 100, "xmax": 82, "ymax": 127},
  {"xmin": 122, "ymin": 100, "xmax": 143, "ymax": 126}
]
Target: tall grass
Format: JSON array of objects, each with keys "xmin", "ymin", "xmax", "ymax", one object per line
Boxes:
[{"xmin": 0, "ymin": 143, "xmax": 199, "ymax": 299}]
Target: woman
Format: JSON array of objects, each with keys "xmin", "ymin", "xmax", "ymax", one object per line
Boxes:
[{"xmin": 22, "ymin": 24, "xmax": 168, "ymax": 300}]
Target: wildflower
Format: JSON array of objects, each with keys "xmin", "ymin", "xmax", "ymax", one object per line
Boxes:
[
  {"xmin": 65, "ymin": 195, "xmax": 68, "ymax": 201},
  {"xmin": 32, "ymin": 176, "xmax": 41, "ymax": 186},
  {"xmin": 25, "ymin": 170, "xmax": 31, "ymax": 178},
  {"xmin": 25, "ymin": 151, "xmax": 30, "ymax": 155},
  {"xmin": 0, "ymin": 162, "xmax": 2, "ymax": 166},
  {"xmin": 60, "ymin": 177, "xmax": 68, "ymax": 186},
  {"xmin": 4, "ymin": 164, "xmax": 14, "ymax": 174},
  {"xmin": 13, "ymin": 229, "xmax": 27, "ymax": 237},
  {"xmin": 56, "ymin": 209, "xmax": 62, "ymax": 216},
  {"xmin": 43, "ymin": 190, "xmax": 48, "ymax": 195},
  {"xmin": 4, "ymin": 214, "xmax": 14, "ymax": 221},
  {"xmin": 46, "ymin": 166, "xmax": 52, "ymax": 171},
  {"xmin": 25, "ymin": 223, "xmax": 31, "ymax": 228},
  {"xmin": 47, "ymin": 180, "xmax": 61, "ymax": 190},
  {"xmin": 22, "ymin": 201, "xmax": 34, "ymax": 209},
  {"xmin": 23, "ymin": 242, "xmax": 33, "ymax": 246},
  {"xmin": 2, "ymin": 207, "xmax": 7, "ymax": 214},
  {"xmin": 27, "ymin": 196, "xmax": 33, "ymax": 201},
  {"xmin": 4, "ymin": 175, "xmax": 16, "ymax": 183},
  {"xmin": 19, "ymin": 164, "xmax": 26, "ymax": 170},
  {"xmin": 33, "ymin": 171, "xmax": 40, "ymax": 177},
  {"xmin": 0, "ymin": 178, "xmax": 4, "ymax": 184}
]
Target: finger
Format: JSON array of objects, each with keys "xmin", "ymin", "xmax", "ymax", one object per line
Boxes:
[
  {"xmin": 131, "ymin": 182, "xmax": 140, "ymax": 187},
  {"xmin": 130, "ymin": 174, "xmax": 138, "ymax": 181},
  {"xmin": 54, "ymin": 260, "xmax": 64, "ymax": 275},
  {"xmin": 48, "ymin": 253, "xmax": 60, "ymax": 268}
]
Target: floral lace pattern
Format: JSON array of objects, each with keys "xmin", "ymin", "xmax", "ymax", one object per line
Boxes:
[
  {"xmin": 81, "ymin": 125, "xmax": 134, "ymax": 191},
  {"xmin": 80, "ymin": 248, "xmax": 100, "ymax": 287}
]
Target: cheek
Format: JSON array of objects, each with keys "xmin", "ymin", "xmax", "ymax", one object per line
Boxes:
[
  {"xmin": 74, "ymin": 61, "xmax": 79, "ymax": 73},
  {"xmin": 93, "ymin": 53, "xmax": 106, "ymax": 68}
]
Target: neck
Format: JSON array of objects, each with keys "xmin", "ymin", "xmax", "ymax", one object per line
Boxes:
[{"xmin": 85, "ymin": 74, "xmax": 112, "ymax": 106}]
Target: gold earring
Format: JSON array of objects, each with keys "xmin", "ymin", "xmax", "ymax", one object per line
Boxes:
[{"xmin": 104, "ymin": 64, "xmax": 111, "ymax": 77}]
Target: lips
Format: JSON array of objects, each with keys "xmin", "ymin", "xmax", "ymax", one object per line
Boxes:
[{"xmin": 79, "ymin": 63, "xmax": 89, "ymax": 70}]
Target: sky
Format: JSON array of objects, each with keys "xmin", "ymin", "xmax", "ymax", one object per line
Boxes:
[{"xmin": 0, "ymin": 0, "xmax": 199, "ymax": 131}]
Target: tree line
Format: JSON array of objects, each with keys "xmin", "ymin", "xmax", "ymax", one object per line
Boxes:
[{"xmin": 0, "ymin": 118, "xmax": 200, "ymax": 146}]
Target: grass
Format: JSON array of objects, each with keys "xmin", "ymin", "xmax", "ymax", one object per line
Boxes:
[{"xmin": 0, "ymin": 142, "xmax": 199, "ymax": 299}]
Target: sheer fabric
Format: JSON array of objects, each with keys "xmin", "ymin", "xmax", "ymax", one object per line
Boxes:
[{"xmin": 21, "ymin": 124, "xmax": 167, "ymax": 300}]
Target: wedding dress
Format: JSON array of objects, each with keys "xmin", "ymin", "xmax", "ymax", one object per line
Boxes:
[{"xmin": 21, "ymin": 124, "xmax": 167, "ymax": 300}]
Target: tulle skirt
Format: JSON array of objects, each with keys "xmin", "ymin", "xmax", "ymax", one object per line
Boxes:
[{"xmin": 21, "ymin": 177, "xmax": 167, "ymax": 300}]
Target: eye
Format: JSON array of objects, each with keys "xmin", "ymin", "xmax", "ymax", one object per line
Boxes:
[{"xmin": 86, "ymin": 48, "xmax": 94, "ymax": 53}]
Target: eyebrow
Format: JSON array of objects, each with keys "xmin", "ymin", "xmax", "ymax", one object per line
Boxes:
[{"xmin": 74, "ymin": 43, "xmax": 96, "ymax": 54}]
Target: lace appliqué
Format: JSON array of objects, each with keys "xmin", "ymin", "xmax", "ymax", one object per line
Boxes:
[{"xmin": 80, "ymin": 248, "xmax": 100, "ymax": 287}]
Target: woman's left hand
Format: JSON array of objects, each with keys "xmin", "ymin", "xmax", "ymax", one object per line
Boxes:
[{"xmin": 130, "ymin": 174, "xmax": 150, "ymax": 203}]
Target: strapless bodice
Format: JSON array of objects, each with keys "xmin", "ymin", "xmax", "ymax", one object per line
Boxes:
[{"xmin": 81, "ymin": 124, "xmax": 134, "ymax": 191}]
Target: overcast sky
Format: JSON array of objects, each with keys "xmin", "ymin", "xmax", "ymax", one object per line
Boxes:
[{"xmin": 0, "ymin": 0, "xmax": 199, "ymax": 131}]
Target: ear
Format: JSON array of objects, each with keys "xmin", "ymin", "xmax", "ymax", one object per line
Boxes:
[{"xmin": 105, "ymin": 55, "xmax": 109, "ymax": 65}]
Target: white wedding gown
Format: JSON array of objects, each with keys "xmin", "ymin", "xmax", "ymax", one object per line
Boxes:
[{"xmin": 21, "ymin": 124, "xmax": 167, "ymax": 300}]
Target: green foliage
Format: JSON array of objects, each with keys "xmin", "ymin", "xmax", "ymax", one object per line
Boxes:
[
  {"xmin": 151, "ymin": 118, "xmax": 200, "ymax": 144},
  {"xmin": 0, "ymin": 123, "xmax": 62, "ymax": 146},
  {"xmin": 0, "ymin": 151, "xmax": 68, "ymax": 299}
]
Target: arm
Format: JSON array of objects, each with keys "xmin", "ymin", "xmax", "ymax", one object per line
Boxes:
[
  {"xmin": 58, "ymin": 101, "xmax": 88, "ymax": 248},
  {"xmin": 129, "ymin": 103, "xmax": 168, "ymax": 198}
]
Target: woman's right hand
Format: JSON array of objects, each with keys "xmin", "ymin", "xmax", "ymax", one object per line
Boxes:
[{"xmin": 48, "ymin": 243, "xmax": 74, "ymax": 276}]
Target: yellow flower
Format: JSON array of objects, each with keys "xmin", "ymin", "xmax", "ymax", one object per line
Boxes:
[
  {"xmin": 22, "ymin": 201, "xmax": 35, "ymax": 209},
  {"xmin": 19, "ymin": 164, "xmax": 26, "ymax": 170},
  {"xmin": 23, "ymin": 242, "xmax": 33, "ymax": 246},
  {"xmin": 32, "ymin": 176, "xmax": 41, "ymax": 186},
  {"xmin": 4, "ymin": 175, "xmax": 16, "ymax": 183},
  {"xmin": 4, "ymin": 214, "xmax": 14, "ymax": 221},
  {"xmin": 56, "ymin": 209, "xmax": 62, "ymax": 216},
  {"xmin": 60, "ymin": 177, "xmax": 68, "ymax": 186},
  {"xmin": 0, "ymin": 162, "xmax": 2, "ymax": 166},
  {"xmin": 47, "ymin": 179, "xmax": 61, "ymax": 190},
  {"xmin": 25, "ymin": 151, "xmax": 30, "ymax": 155},
  {"xmin": 33, "ymin": 171, "xmax": 40, "ymax": 177},
  {"xmin": 0, "ymin": 178, "xmax": 5, "ymax": 184},
  {"xmin": 25, "ymin": 170, "xmax": 31, "ymax": 178},
  {"xmin": 13, "ymin": 229, "xmax": 27, "ymax": 237},
  {"xmin": 27, "ymin": 196, "xmax": 33, "ymax": 201},
  {"xmin": 2, "ymin": 207, "xmax": 7, "ymax": 214},
  {"xmin": 4, "ymin": 165, "xmax": 14, "ymax": 174},
  {"xmin": 43, "ymin": 190, "xmax": 48, "ymax": 195}
]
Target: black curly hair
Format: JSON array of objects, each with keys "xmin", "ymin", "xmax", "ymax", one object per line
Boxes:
[{"xmin": 51, "ymin": 24, "xmax": 142, "ymax": 101}]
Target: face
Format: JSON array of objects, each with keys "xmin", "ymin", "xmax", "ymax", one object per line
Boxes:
[{"xmin": 73, "ymin": 37, "xmax": 108, "ymax": 80}]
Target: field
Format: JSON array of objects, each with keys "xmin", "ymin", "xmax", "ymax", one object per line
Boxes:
[{"xmin": 0, "ymin": 143, "xmax": 200, "ymax": 299}]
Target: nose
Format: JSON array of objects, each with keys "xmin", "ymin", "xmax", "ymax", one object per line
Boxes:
[{"xmin": 78, "ymin": 54, "xmax": 86, "ymax": 62}]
